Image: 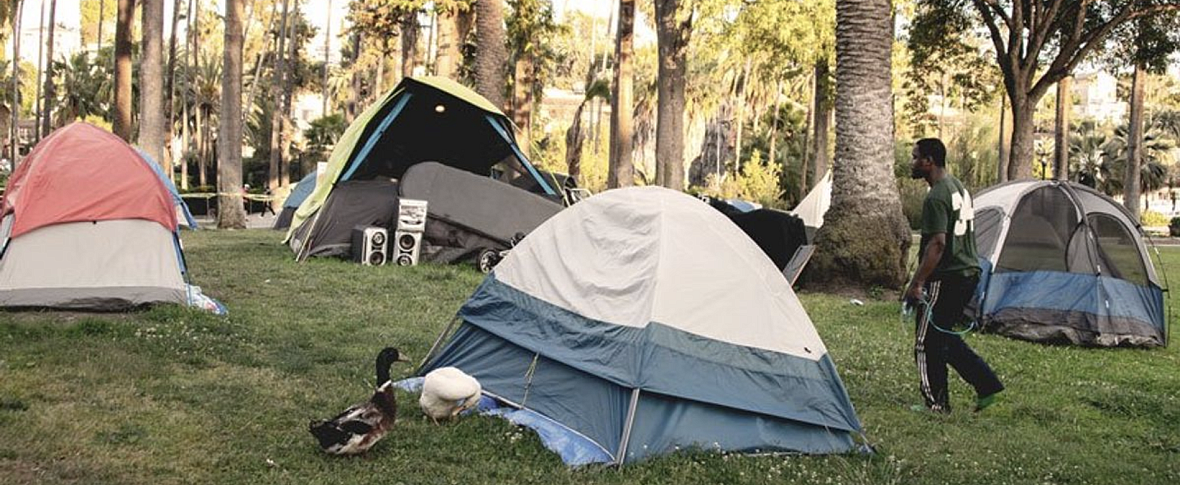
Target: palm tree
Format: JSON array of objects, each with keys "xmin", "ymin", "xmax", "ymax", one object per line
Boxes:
[
  {"xmin": 806, "ymin": 0, "xmax": 911, "ymax": 289},
  {"xmin": 113, "ymin": 0, "xmax": 135, "ymax": 141},
  {"xmin": 217, "ymin": 0, "xmax": 247, "ymax": 229},
  {"xmin": 53, "ymin": 53, "xmax": 106, "ymax": 124},
  {"xmin": 607, "ymin": 0, "xmax": 635, "ymax": 189},
  {"xmin": 653, "ymin": 0, "xmax": 690, "ymax": 190},
  {"xmin": 1124, "ymin": 61, "xmax": 1147, "ymax": 221},
  {"xmin": 7, "ymin": 0, "xmax": 23, "ymax": 164},
  {"xmin": 473, "ymin": 0, "xmax": 508, "ymax": 109},
  {"xmin": 140, "ymin": 0, "xmax": 166, "ymax": 167}
]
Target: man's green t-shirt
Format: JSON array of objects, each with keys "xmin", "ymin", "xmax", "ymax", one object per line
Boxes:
[{"xmin": 919, "ymin": 174, "xmax": 980, "ymax": 279}]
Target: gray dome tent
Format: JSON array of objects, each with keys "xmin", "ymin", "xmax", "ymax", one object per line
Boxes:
[{"xmin": 973, "ymin": 180, "xmax": 1166, "ymax": 347}]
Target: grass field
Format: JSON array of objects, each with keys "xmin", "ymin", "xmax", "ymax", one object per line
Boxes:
[{"xmin": 2, "ymin": 229, "xmax": 1178, "ymax": 484}]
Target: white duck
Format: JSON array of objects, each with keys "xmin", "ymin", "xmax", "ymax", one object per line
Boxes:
[{"xmin": 419, "ymin": 367, "xmax": 482, "ymax": 424}]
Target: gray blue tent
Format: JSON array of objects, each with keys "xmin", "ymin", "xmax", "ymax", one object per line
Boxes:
[
  {"xmin": 974, "ymin": 180, "xmax": 1167, "ymax": 347},
  {"xmin": 421, "ymin": 187, "xmax": 863, "ymax": 464},
  {"xmin": 137, "ymin": 148, "xmax": 198, "ymax": 229},
  {"xmin": 273, "ymin": 172, "xmax": 317, "ymax": 230}
]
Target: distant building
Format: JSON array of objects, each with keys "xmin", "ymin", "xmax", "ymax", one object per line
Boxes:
[{"xmin": 1072, "ymin": 71, "xmax": 1127, "ymax": 124}]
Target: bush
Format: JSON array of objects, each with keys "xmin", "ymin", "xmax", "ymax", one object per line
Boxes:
[{"xmin": 1141, "ymin": 210, "xmax": 1169, "ymax": 227}]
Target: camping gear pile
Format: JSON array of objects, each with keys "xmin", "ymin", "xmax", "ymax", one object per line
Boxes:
[
  {"xmin": 285, "ymin": 77, "xmax": 564, "ymax": 265},
  {"xmin": 973, "ymin": 180, "xmax": 1166, "ymax": 347},
  {"xmin": 0, "ymin": 122, "xmax": 222, "ymax": 313}
]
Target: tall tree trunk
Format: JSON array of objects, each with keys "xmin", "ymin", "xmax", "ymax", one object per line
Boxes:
[
  {"xmin": 40, "ymin": 0, "xmax": 57, "ymax": 136},
  {"xmin": 997, "ymin": 94, "xmax": 1009, "ymax": 183},
  {"xmin": 322, "ymin": 0, "xmax": 331, "ymax": 115},
  {"xmin": 607, "ymin": 0, "xmax": 635, "ymax": 189},
  {"xmin": 511, "ymin": 56, "xmax": 533, "ymax": 154},
  {"xmin": 565, "ymin": 100, "xmax": 587, "ymax": 183},
  {"xmin": 166, "ymin": 0, "xmax": 182, "ymax": 163},
  {"xmin": 218, "ymin": 0, "xmax": 246, "ymax": 228},
  {"xmin": 654, "ymin": 0, "xmax": 690, "ymax": 190},
  {"xmin": 1053, "ymin": 75, "xmax": 1071, "ymax": 181},
  {"xmin": 98, "ymin": 0, "xmax": 105, "ymax": 52},
  {"xmin": 807, "ymin": 0, "xmax": 911, "ymax": 289},
  {"xmin": 243, "ymin": 6, "xmax": 277, "ymax": 120},
  {"xmin": 734, "ymin": 57, "xmax": 751, "ymax": 171},
  {"xmin": 34, "ymin": 0, "xmax": 45, "ymax": 140},
  {"xmin": 282, "ymin": 1, "xmax": 299, "ymax": 187},
  {"xmin": 269, "ymin": 0, "xmax": 291, "ymax": 193},
  {"xmin": 1124, "ymin": 61, "xmax": 1146, "ymax": 222},
  {"xmin": 1007, "ymin": 91, "xmax": 1039, "ymax": 181},
  {"xmin": 801, "ymin": 72, "xmax": 813, "ymax": 200},
  {"xmin": 401, "ymin": 10, "xmax": 419, "ymax": 79},
  {"xmin": 196, "ymin": 105, "xmax": 206, "ymax": 186},
  {"xmin": 812, "ymin": 58, "xmax": 832, "ymax": 185},
  {"xmin": 768, "ymin": 80, "xmax": 781, "ymax": 170},
  {"xmin": 473, "ymin": 0, "xmax": 508, "ymax": 109},
  {"xmin": 113, "ymin": 0, "xmax": 136, "ymax": 141},
  {"xmin": 346, "ymin": 33, "xmax": 361, "ymax": 122},
  {"xmin": 435, "ymin": 6, "xmax": 462, "ymax": 79},
  {"xmin": 139, "ymin": 0, "xmax": 165, "ymax": 166},
  {"xmin": 10, "ymin": 0, "xmax": 24, "ymax": 165}
]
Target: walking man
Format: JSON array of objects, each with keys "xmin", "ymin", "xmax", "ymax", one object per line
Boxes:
[{"xmin": 905, "ymin": 138, "xmax": 1003, "ymax": 413}]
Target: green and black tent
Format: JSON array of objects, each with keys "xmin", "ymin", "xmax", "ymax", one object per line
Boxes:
[{"xmin": 285, "ymin": 76, "xmax": 558, "ymax": 259}]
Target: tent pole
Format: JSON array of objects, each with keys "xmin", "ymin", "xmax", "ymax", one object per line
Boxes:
[
  {"xmin": 419, "ymin": 315, "xmax": 462, "ymax": 372},
  {"xmin": 615, "ymin": 388, "xmax": 641, "ymax": 467}
]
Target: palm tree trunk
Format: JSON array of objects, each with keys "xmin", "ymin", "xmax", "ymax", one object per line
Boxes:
[
  {"xmin": 734, "ymin": 57, "xmax": 751, "ymax": 171},
  {"xmin": 218, "ymin": 0, "xmax": 246, "ymax": 228},
  {"xmin": 282, "ymin": 0, "xmax": 300, "ymax": 188},
  {"xmin": 511, "ymin": 55, "xmax": 532, "ymax": 155},
  {"xmin": 768, "ymin": 80, "xmax": 781, "ymax": 171},
  {"xmin": 166, "ymin": 0, "xmax": 182, "ymax": 157},
  {"xmin": 41, "ymin": 0, "xmax": 58, "ymax": 135},
  {"xmin": 473, "ymin": 0, "xmax": 508, "ymax": 109},
  {"xmin": 139, "ymin": 0, "xmax": 166, "ymax": 166},
  {"xmin": 98, "ymin": 0, "xmax": 105, "ymax": 52},
  {"xmin": 812, "ymin": 58, "xmax": 832, "ymax": 185},
  {"xmin": 196, "ymin": 104, "xmax": 206, "ymax": 186},
  {"xmin": 807, "ymin": 0, "xmax": 911, "ymax": 289},
  {"xmin": 997, "ymin": 94, "xmax": 1008, "ymax": 183},
  {"xmin": 401, "ymin": 10, "xmax": 419, "ymax": 79},
  {"xmin": 113, "ymin": 0, "xmax": 136, "ymax": 141},
  {"xmin": 607, "ymin": 0, "xmax": 635, "ymax": 189},
  {"xmin": 269, "ymin": 0, "xmax": 291, "ymax": 193},
  {"xmin": 242, "ymin": 7, "xmax": 277, "ymax": 120},
  {"xmin": 10, "ymin": 0, "xmax": 24, "ymax": 165},
  {"xmin": 435, "ymin": 6, "xmax": 462, "ymax": 80},
  {"xmin": 565, "ymin": 100, "xmax": 587, "ymax": 183},
  {"xmin": 322, "ymin": 0, "xmax": 331, "ymax": 115},
  {"xmin": 654, "ymin": 0, "xmax": 690, "ymax": 190},
  {"xmin": 1053, "ymin": 76, "xmax": 1071, "ymax": 181},
  {"xmin": 1125, "ymin": 61, "xmax": 1146, "ymax": 222},
  {"xmin": 34, "ymin": 0, "xmax": 45, "ymax": 140}
]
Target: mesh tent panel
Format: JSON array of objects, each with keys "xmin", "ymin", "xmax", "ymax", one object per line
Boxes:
[{"xmin": 996, "ymin": 186, "xmax": 1079, "ymax": 272}]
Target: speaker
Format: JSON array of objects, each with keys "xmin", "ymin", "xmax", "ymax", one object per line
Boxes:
[
  {"xmin": 393, "ymin": 198, "xmax": 428, "ymax": 266},
  {"xmin": 351, "ymin": 226, "xmax": 388, "ymax": 266}
]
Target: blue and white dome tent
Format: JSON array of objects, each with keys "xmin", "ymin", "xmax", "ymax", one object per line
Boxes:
[
  {"xmin": 973, "ymin": 180, "xmax": 1167, "ymax": 347},
  {"xmin": 420, "ymin": 187, "xmax": 864, "ymax": 465}
]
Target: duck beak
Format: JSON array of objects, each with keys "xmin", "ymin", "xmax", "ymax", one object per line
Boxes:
[{"xmin": 397, "ymin": 354, "xmax": 411, "ymax": 363}]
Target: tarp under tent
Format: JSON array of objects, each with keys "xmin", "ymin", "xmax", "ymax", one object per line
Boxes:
[
  {"xmin": 791, "ymin": 171, "xmax": 832, "ymax": 240},
  {"xmin": 287, "ymin": 76, "xmax": 559, "ymax": 258},
  {"xmin": 973, "ymin": 180, "xmax": 1166, "ymax": 347},
  {"xmin": 273, "ymin": 171, "xmax": 317, "ymax": 230},
  {"xmin": 0, "ymin": 122, "xmax": 224, "ymax": 313},
  {"xmin": 421, "ymin": 187, "xmax": 864, "ymax": 465},
  {"xmin": 400, "ymin": 162, "xmax": 563, "ymax": 265},
  {"xmin": 136, "ymin": 148, "xmax": 199, "ymax": 229}
]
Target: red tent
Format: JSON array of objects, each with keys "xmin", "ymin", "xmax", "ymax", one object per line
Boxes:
[{"xmin": 1, "ymin": 122, "xmax": 175, "ymax": 238}]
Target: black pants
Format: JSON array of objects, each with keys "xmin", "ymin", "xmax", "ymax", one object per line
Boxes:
[{"xmin": 914, "ymin": 275, "xmax": 1003, "ymax": 412}]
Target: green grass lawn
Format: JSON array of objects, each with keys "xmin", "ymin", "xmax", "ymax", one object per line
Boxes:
[{"xmin": 2, "ymin": 230, "xmax": 1178, "ymax": 484}]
